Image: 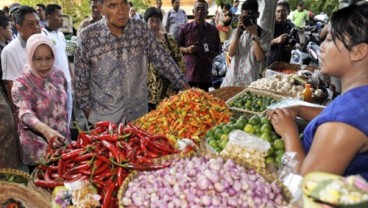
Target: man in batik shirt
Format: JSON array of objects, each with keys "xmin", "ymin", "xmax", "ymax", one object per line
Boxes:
[
  {"xmin": 74, "ymin": 0, "xmax": 189, "ymax": 124},
  {"xmin": 177, "ymin": 0, "xmax": 221, "ymax": 91}
]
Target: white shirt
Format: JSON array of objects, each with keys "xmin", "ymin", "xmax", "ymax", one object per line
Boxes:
[
  {"xmin": 41, "ymin": 28, "xmax": 71, "ymax": 82},
  {"xmin": 42, "ymin": 28, "xmax": 73, "ymax": 126},
  {"xmin": 1, "ymin": 36, "xmax": 27, "ymax": 81}
]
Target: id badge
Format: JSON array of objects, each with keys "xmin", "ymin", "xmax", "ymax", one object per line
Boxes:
[{"xmin": 204, "ymin": 43, "xmax": 209, "ymax": 52}]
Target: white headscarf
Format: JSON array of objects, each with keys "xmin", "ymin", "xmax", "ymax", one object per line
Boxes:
[{"xmin": 25, "ymin": 34, "xmax": 56, "ymax": 78}]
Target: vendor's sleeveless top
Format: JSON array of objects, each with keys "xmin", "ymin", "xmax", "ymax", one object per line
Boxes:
[{"xmin": 302, "ymin": 85, "xmax": 368, "ymax": 180}]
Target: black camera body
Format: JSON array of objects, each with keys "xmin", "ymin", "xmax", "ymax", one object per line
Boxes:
[
  {"xmin": 287, "ymin": 28, "xmax": 298, "ymax": 46},
  {"xmin": 242, "ymin": 11, "xmax": 255, "ymax": 27}
]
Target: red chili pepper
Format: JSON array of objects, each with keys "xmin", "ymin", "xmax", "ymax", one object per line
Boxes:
[
  {"xmin": 96, "ymin": 134, "xmax": 119, "ymax": 142},
  {"xmin": 138, "ymin": 134, "xmax": 176, "ymax": 153},
  {"xmin": 135, "ymin": 155, "xmax": 153, "ymax": 164},
  {"xmin": 90, "ymin": 126, "xmax": 106, "ymax": 135},
  {"xmin": 72, "ymin": 152, "xmax": 95, "ymax": 162},
  {"xmin": 134, "ymin": 147, "xmax": 144, "ymax": 158},
  {"xmin": 92, "ymin": 179, "xmax": 105, "ymax": 189},
  {"xmin": 34, "ymin": 179, "xmax": 64, "ymax": 189},
  {"xmin": 44, "ymin": 167, "xmax": 53, "ymax": 181},
  {"xmin": 78, "ymin": 131, "xmax": 93, "ymax": 146},
  {"xmin": 51, "ymin": 173, "xmax": 60, "ymax": 179},
  {"xmin": 146, "ymin": 145, "xmax": 162, "ymax": 154},
  {"xmin": 94, "ymin": 168, "xmax": 115, "ymax": 181},
  {"xmin": 140, "ymin": 139, "xmax": 147, "ymax": 152},
  {"xmin": 46, "ymin": 137, "xmax": 57, "ymax": 155},
  {"xmin": 61, "ymin": 149, "xmax": 85, "ymax": 160},
  {"xmin": 70, "ymin": 163, "xmax": 91, "ymax": 173},
  {"xmin": 117, "ymin": 149, "xmax": 127, "ymax": 162},
  {"xmin": 67, "ymin": 142, "xmax": 81, "ymax": 149},
  {"xmin": 58, "ymin": 159, "xmax": 65, "ymax": 177},
  {"xmin": 144, "ymin": 151, "xmax": 159, "ymax": 158},
  {"xmin": 96, "ymin": 155, "xmax": 111, "ymax": 164},
  {"xmin": 108, "ymin": 198, "xmax": 117, "ymax": 208},
  {"xmin": 117, "ymin": 142, "xmax": 134, "ymax": 162},
  {"xmin": 47, "ymin": 165, "xmax": 58, "ymax": 171},
  {"xmin": 101, "ymin": 140, "xmax": 120, "ymax": 163},
  {"xmin": 94, "ymin": 163, "xmax": 110, "ymax": 175},
  {"xmin": 102, "ymin": 183, "xmax": 115, "ymax": 208},
  {"xmin": 95, "ymin": 121, "xmax": 117, "ymax": 129},
  {"xmin": 63, "ymin": 173, "xmax": 83, "ymax": 181},
  {"xmin": 117, "ymin": 167, "xmax": 126, "ymax": 186}
]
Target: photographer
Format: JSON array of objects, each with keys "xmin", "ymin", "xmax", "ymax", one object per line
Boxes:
[
  {"xmin": 221, "ymin": 0, "xmax": 271, "ymax": 87},
  {"xmin": 268, "ymin": 1, "xmax": 299, "ymax": 65}
]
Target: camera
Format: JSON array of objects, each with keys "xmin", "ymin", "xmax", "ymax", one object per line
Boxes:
[
  {"xmin": 287, "ymin": 28, "xmax": 298, "ymax": 46},
  {"xmin": 242, "ymin": 11, "xmax": 255, "ymax": 27}
]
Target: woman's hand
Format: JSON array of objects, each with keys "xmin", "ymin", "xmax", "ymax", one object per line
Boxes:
[
  {"xmin": 266, "ymin": 108, "xmax": 299, "ymax": 138},
  {"xmin": 34, "ymin": 122, "xmax": 66, "ymax": 148},
  {"xmin": 43, "ymin": 127, "xmax": 66, "ymax": 148}
]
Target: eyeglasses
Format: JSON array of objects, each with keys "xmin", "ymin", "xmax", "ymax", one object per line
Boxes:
[{"xmin": 33, "ymin": 56, "xmax": 54, "ymax": 65}]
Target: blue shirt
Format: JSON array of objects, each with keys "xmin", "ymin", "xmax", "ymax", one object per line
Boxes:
[{"xmin": 303, "ymin": 85, "xmax": 368, "ymax": 180}]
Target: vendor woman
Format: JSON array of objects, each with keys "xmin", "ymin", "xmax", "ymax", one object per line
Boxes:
[{"xmin": 267, "ymin": 3, "xmax": 368, "ymax": 180}]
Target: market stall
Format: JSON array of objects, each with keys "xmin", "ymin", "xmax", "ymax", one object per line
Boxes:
[{"xmin": 1, "ymin": 87, "xmax": 367, "ymax": 208}]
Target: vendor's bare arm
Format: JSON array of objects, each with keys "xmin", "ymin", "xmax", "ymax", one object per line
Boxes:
[{"xmin": 300, "ymin": 122, "xmax": 367, "ymax": 176}]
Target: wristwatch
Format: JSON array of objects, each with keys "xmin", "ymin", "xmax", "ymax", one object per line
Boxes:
[{"xmin": 252, "ymin": 35, "xmax": 260, "ymax": 41}]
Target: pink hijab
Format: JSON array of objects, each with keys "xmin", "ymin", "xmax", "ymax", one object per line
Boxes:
[{"xmin": 25, "ymin": 34, "xmax": 56, "ymax": 78}]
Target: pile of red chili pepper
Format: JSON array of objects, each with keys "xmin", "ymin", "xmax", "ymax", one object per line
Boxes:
[{"xmin": 33, "ymin": 121, "xmax": 177, "ymax": 208}]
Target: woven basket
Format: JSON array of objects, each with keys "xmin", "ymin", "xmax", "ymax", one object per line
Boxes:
[
  {"xmin": 226, "ymin": 88, "xmax": 284, "ymax": 118},
  {"xmin": 118, "ymin": 152, "xmax": 293, "ymax": 208},
  {"xmin": 0, "ymin": 169, "xmax": 52, "ymax": 207},
  {"xmin": 0, "ymin": 168, "xmax": 31, "ymax": 182}
]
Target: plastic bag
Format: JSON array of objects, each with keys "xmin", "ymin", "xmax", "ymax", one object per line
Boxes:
[
  {"xmin": 220, "ymin": 130, "xmax": 270, "ymax": 169},
  {"xmin": 62, "ymin": 180, "xmax": 101, "ymax": 208}
]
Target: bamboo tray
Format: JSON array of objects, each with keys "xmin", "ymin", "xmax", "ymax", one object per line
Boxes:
[
  {"xmin": 226, "ymin": 88, "xmax": 284, "ymax": 118},
  {"xmin": 118, "ymin": 152, "xmax": 292, "ymax": 208}
]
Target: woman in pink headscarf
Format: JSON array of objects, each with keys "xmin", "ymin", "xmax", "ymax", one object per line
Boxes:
[{"xmin": 11, "ymin": 34, "xmax": 70, "ymax": 166}]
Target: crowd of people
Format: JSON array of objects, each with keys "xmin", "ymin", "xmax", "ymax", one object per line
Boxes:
[{"xmin": 0, "ymin": 0, "xmax": 367, "ymax": 181}]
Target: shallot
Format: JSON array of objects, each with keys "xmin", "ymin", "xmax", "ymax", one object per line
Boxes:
[{"xmin": 121, "ymin": 156, "xmax": 287, "ymax": 207}]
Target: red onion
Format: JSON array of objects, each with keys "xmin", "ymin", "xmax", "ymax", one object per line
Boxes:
[
  {"xmin": 197, "ymin": 176, "xmax": 210, "ymax": 190},
  {"xmin": 121, "ymin": 156, "xmax": 287, "ymax": 207},
  {"xmin": 201, "ymin": 195, "xmax": 212, "ymax": 206}
]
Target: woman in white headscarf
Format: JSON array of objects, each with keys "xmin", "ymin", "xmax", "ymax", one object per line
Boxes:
[{"xmin": 12, "ymin": 34, "xmax": 70, "ymax": 166}]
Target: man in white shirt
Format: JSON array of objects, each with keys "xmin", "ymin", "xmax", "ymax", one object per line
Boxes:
[
  {"xmin": 42, "ymin": 4, "xmax": 73, "ymax": 126},
  {"xmin": 1, "ymin": 6, "xmax": 41, "ymax": 110}
]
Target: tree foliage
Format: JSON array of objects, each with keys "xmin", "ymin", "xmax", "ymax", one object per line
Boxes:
[
  {"xmin": 287, "ymin": 0, "xmax": 339, "ymax": 18},
  {"xmin": 18, "ymin": 0, "xmax": 152, "ymax": 28}
]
